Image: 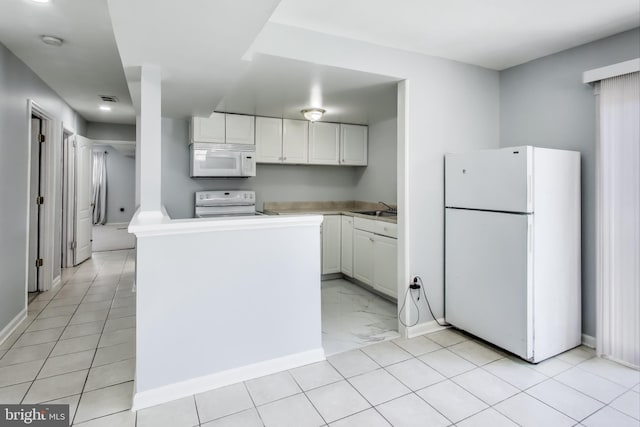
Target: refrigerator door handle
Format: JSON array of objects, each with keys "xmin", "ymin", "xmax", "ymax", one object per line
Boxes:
[{"xmin": 527, "ymin": 174, "xmax": 532, "ymax": 209}]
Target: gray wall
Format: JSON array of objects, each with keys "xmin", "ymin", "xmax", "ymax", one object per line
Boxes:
[
  {"xmin": 162, "ymin": 118, "xmax": 362, "ymax": 218},
  {"xmin": 499, "ymin": 28, "xmax": 640, "ymax": 337},
  {"xmin": 0, "ymin": 42, "xmax": 86, "ymax": 336},
  {"xmin": 354, "ymin": 117, "xmax": 397, "ymax": 204},
  {"xmin": 87, "ymin": 122, "xmax": 137, "ymax": 223}
]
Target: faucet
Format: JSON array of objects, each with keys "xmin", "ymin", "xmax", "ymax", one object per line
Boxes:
[{"xmin": 378, "ymin": 201, "xmax": 397, "ymax": 214}]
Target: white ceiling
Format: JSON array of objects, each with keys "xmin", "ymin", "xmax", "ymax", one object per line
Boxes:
[
  {"xmin": 218, "ymin": 54, "xmax": 398, "ymax": 124},
  {"xmin": 0, "ymin": 0, "xmax": 134, "ymax": 124},
  {"xmin": 269, "ymin": 0, "xmax": 640, "ymax": 70}
]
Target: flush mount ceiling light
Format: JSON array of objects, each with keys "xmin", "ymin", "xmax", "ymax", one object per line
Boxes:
[
  {"xmin": 301, "ymin": 108, "xmax": 326, "ymax": 122},
  {"xmin": 31, "ymin": 0, "xmax": 51, "ymax": 3},
  {"xmin": 41, "ymin": 35, "xmax": 63, "ymax": 47},
  {"xmin": 99, "ymin": 105, "xmax": 112, "ymax": 111}
]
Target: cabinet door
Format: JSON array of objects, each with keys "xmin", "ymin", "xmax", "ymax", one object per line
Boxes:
[
  {"xmin": 374, "ymin": 235, "xmax": 398, "ymax": 298},
  {"xmin": 322, "ymin": 215, "xmax": 341, "ymax": 274},
  {"xmin": 255, "ymin": 117, "xmax": 283, "ymax": 163},
  {"xmin": 226, "ymin": 114, "xmax": 255, "ymax": 144},
  {"xmin": 341, "ymin": 216, "xmax": 354, "ymax": 277},
  {"xmin": 340, "ymin": 124, "xmax": 368, "ymax": 166},
  {"xmin": 353, "ymin": 229, "xmax": 374, "ymax": 285},
  {"xmin": 282, "ymin": 119, "xmax": 309, "ymax": 164},
  {"xmin": 309, "ymin": 122, "xmax": 339, "ymax": 165},
  {"xmin": 191, "ymin": 114, "xmax": 225, "ymax": 143}
]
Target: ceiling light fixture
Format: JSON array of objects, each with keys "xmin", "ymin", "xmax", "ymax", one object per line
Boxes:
[
  {"xmin": 31, "ymin": 0, "xmax": 51, "ymax": 3},
  {"xmin": 99, "ymin": 105, "xmax": 112, "ymax": 112},
  {"xmin": 301, "ymin": 108, "xmax": 326, "ymax": 122},
  {"xmin": 41, "ymin": 35, "xmax": 63, "ymax": 47}
]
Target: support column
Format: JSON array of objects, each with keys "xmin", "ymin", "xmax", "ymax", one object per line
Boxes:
[{"xmin": 138, "ymin": 65, "xmax": 162, "ymax": 214}]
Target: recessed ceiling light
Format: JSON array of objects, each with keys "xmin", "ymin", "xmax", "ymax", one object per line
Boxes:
[
  {"xmin": 99, "ymin": 105, "xmax": 112, "ymax": 112},
  {"xmin": 31, "ymin": 0, "xmax": 51, "ymax": 3},
  {"xmin": 41, "ymin": 35, "xmax": 63, "ymax": 47}
]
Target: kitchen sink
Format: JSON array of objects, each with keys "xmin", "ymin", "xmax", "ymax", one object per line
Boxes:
[{"xmin": 354, "ymin": 210, "xmax": 397, "ymax": 218}]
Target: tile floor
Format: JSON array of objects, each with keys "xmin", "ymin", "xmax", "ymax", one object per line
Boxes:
[
  {"xmin": 321, "ymin": 279, "xmax": 399, "ymax": 356},
  {"xmin": 1, "ymin": 251, "xmax": 639, "ymax": 426}
]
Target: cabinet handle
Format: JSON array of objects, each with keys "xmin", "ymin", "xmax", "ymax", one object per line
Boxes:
[
  {"xmin": 283, "ymin": 157, "xmax": 287, "ymax": 161},
  {"xmin": 369, "ymin": 238, "xmax": 374, "ymax": 242}
]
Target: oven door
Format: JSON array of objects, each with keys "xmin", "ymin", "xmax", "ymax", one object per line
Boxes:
[{"xmin": 191, "ymin": 146, "xmax": 243, "ymax": 177}]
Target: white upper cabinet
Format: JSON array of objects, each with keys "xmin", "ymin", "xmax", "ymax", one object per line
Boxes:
[
  {"xmin": 282, "ymin": 119, "xmax": 309, "ymax": 164},
  {"xmin": 309, "ymin": 122, "xmax": 340, "ymax": 165},
  {"xmin": 191, "ymin": 113, "xmax": 225, "ymax": 143},
  {"xmin": 255, "ymin": 117, "xmax": 283, "ymax": 163},
  {"xmin": 225, "ymin": 114, "xmax": 255, "ymax": 145},
  {"xmin": 340, "ymin": 124, "xmax": 368, "ymax": 166}
]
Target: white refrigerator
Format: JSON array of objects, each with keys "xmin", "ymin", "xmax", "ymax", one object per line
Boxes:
[{"xmin": 445, "ymin": 146, "xmax": 581, "ymax": 363}]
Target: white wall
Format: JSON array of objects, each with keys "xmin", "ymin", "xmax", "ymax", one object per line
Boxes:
[
  {"xmin": 249, "ymin": 23, "xmax": 500, "ymax": 326},
  {"xmin": 161, "ymin": 118, "xmax": 361, "ymax": 218},
  {"xmin": 0, "ymin": 42, "xmax": 86, "ymax": 337},
  {"xmin": 499, "ymin": 28, "xmax": 640, "ymax": 338}
]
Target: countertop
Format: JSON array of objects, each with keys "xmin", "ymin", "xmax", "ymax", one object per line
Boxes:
[{"xmin": 263, "ymin": 200, "xmax": 397, "ymax": 224}]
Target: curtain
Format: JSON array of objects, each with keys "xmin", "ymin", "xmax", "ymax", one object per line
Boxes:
[
  {"xmin": 92, "ymin": 151, "xmax": 107, "ymax": 225},
  {"xmin": 596, "ymin": 72, "xmax": 640, "ymax": 369}
]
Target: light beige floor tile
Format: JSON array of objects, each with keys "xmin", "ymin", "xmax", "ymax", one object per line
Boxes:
[
  {"xmin": 329, "ymin": 408, "xmax": 390, "ymax": 426},
  {"xmin": 348, "ymin": 369, "xmax": 410, "ymax": 406},
  {"xmin": 328, "ymin": 349, "xmax": 380, "ymax": 378},
  {"xmin": 42, "ymin": 393, "xmax": 81, "ymax": 426},
  {"xmin": 38, "ymin": 305, "xmax": 77, "ymax": 319},
  {"xmin": 555, "ymin": 366, "xmax": 627, "ymax": 403},
  {"xmin": 483, "ymin": 358, "xmax": 548, "ymax": 390},
  {"xmin": 69, "ymin": 310, "xmax": 109, "ymax": 326},
  {"xmin": 393, "ymin": 336, "xmax": 442, "ymax": 356},
  {"xmin": 376, "ymin": 393, "xmax": 450, "ymax": 427},
  {"xmin": 84, "ymin": 358, "xmax": 135, "ymax": 391},
  {"xmin": 417, "ymin": 379, "xmax": 488, "ymax": 423},
  {"xmin": 50, "ymin": 334, "xmax": 100, "ymax": 357},
  {"xmin": 257, "ymin": 393, "xmax": 324, "ymax": 427},
  {"xmin": 195, "ymin": 382, "xmax": 254, "ymax": 423},
  {"xmin": 38, "ymin": 349, "xmax": 94, "ymax": 379},
  {"xmin": 0, "ymin": 359, "xmax": 45, "ymax": 387},
  {"xmin": 529, "ymin": 357, "xmax": 573, "ymax": 377},
  {"xmin": 419, "ymin": 348, "xmax": 476, "ymax": 378},
  {"xmin": 92, "ymin": 341, "xmax": 135, "ymax": 367},
  {"xmin": 582, "ymin": 406, "xmax": 639, "ymax": 427},
  {"xmin": 0, "ymin": 342, "xmax": 55, "ymax": 367},
  {"xmin": 102, "ymin": 316, "xmax": 136, "ymax": 333},
  {"xmin": 449, "ymin": 340, "xmax": 504, "ymax": 366},
  {"xmin": 137, "ymin": 396, "xmax": 199, "ymax": 427},
  {"xmin": 527, "ymin": 379, "xmax": 604, "ymax": 420},
  {"xmin": 107, "ymin": 307, "xmax": 136, "ymax": 319},
  {"xmin": 98, "ymin": 328, "xmax": 135, "ymax": 348},
  {"xmin": 74, "ymin": 381, "xmax": 134, "ymax": 423},
  {"xmin": 385, "ymin": 358, "xmax": 445, "ymax": 390},
  {"xmin": 0, "ymin": 382, "xmax": 31, "ymax": 403},
  {"xmin": 456, "ymin": 408, "xmax": 518, "ymax": 427},
  {"xmin": 494, "ymin": 393, "xmax": 575, "ymax": 427},
  {"xmin": 201, "ymin": 408, "xmax": 262, "ymax": 427},
  {"xmin": 306, "ymin": 380, "xmax": 370, "ymax": 423},
  {"xmin": 47, "ymin": 297, "xmax": 83, "ymax": 308},
  {"xmin": 289, "ymin": 361, "xmax": 343, "ymax": 391},
  {"xmin": 556, "ymin": 346, "xmax": 596, "ymax": 365},
  {"xmin": 245, "ymin": 371, "xmax": 302, "ymax": 406},
  {"xmin": 60, "ymin": 321, "xmax": 105, "ymax": 340},
  {"xmin": 26, "ymin": 315, "xmax": 71, "ymax": 332},
  {"xmin": 452, "ymin": 368, "xmax": 519, "ymax": 405},
  {"xmin": 23, "ymin": 369, "xmax": 88, "ymax": 404},
  {"xmin": 361, "ymin": 341, "xmax": 412, "ymax": 367},
  {"xmin": 578, "ymin": 357, "xmax": 640, "ymax": 388},
  {"xmin": 13, "ymin": 327, "xmax": 64, "ymax": 348},
  {"xmin": 610, "ymin": 390, "xmax": 640, "ymax": 420},
  {"xmin": 426, "ymin": 329, "xmax": 469, "ymax": 347},
  {"xmin": 73, "ymin": 409, "xmax": 134, "ymax": 426},
  {"xmin": 75, "ymin": 302, "xmax": 112, "ymax": 314}
]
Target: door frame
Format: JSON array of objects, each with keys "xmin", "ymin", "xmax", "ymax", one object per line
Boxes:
[
  {"xmin": 26, "ymin": 100, "xmax": 62, "ymax": 293},
  {"xmin": 61, "ymin": 128, "xmax": 76, "ymax": 268}
]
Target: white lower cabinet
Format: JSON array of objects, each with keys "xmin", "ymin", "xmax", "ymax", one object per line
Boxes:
[
  {"xmin": 322, "ymin": 215, "xmax": 341, "ymax": 274},
  {"xmin": 341, "ymin": 216, "xmax": 354, "ymax": 277},
  {"xmin": 352, "ymin": 219, "xmax": 397, "ymax": 298}
]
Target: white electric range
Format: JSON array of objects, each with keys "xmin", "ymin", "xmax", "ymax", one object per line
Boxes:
[{"xmin": 194, "ymin": 190, "xmax": 264, "ymax": 218}]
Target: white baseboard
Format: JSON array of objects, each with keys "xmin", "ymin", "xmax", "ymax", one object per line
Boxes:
[
  {"xmin": 406, "ymin": 318, "xmax": 449, "ymax": 338},
  {"xmin": 132, "ymin": 347, "xmax": 325, "ymax": 411},
  {"xmin": 582, "ymin": 334, "xmax": 596, "ymax": 349},
  {"xmin": 0, "ymin": 308, "xmax": 27, "ymax": 348},
  {"xmin": 51, "ymin": 275, "xmax": 61, "ymax": 291}
]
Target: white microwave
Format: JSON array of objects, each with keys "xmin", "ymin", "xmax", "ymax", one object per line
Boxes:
[{"xmin": 190, "ymin": 143, "xmax": 256, "ymax": 178}]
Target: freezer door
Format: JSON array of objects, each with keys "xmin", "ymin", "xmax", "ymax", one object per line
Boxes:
[
  {"xmin": 446, "ymin": 146, "xmax": 533, "ymax": 213},
  {"xmin": 445, "ymin": 208, "xmax": 533, "ymax": 360}
]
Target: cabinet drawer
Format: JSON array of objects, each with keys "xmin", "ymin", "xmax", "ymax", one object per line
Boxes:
[
  {"xmin": 375, "ymin": 221, "xmax": 397, "ymax": 238},
  {"xmin": 354, "ymin": 217, "xmax": 376, "ymax": 233}
]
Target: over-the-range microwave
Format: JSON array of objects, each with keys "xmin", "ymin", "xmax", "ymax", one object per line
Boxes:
[{"xmin": 190, "ymin": 143, "xmax": 256, "ymax": 178}]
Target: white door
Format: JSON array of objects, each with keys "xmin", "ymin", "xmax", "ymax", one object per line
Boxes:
[
  {"xmin": 282, "ymin": 119, "xmax": 309, "ymax": 164},
  {"xmin": 445, "ymin": 146, "xmax": 532, "ymax": 213},
  {"xmin": 340, "ymin": 124, "xmax": 368, "ymax": 166},
  {"xmin": 322, "ymin": 215, "xmax": 341, "ymax": 274},
  {"xmin": 308, "ymin": 122, "xmax": 339, "ymax": 165},
  {"xmin": 74, "ymin": 135, "xmax": 93, "ymax": 265},
  {"xmin": 353, "ymin": 229, "xmax": 374, "ymax": 285},
  {"xmin": 374, "ymin": 234, "xmax": 397, "ymax": 298},
  {"xmin": 341, "ymin": 215, "xmax": 353, "ymax": 277},
  {"xmin": 445, "ymin": 208, "xmax": 533, "ymax": 360},
  {"xmin": 255, "ymin": 117, "xmax": 283, "ymax": 163},
  {"xmin": 226, "ymin": 114, "xmax": 255, "ymax": 145}
]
